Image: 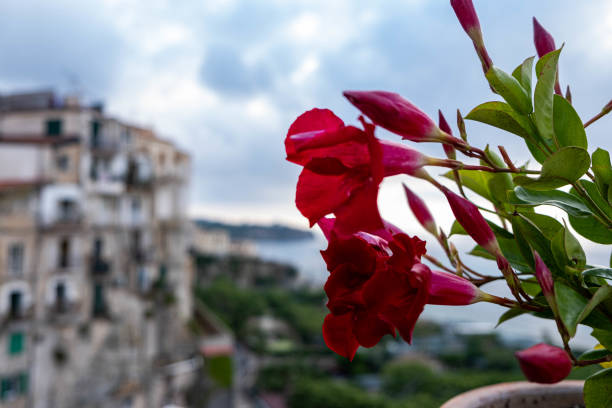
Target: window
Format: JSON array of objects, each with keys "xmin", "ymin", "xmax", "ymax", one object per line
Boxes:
[
  {"xmin": 46, "ymin": 119, "xmax": 62, "ymax": 136},
  {"xmin": 93, "ymin": 237, "xmax": 103, "ymax": 259},
  {"xmin": 9, "ymin": 292, "xmax": 22, "ymax": 319},
  {"xmin": 8, "ymin": 332, "xmax": 24, "ymax": 356},
  {"xmin": 90, "ymin": 120, "xmax": 102, "ymax": 148},
  {"xmin": 92, "ymin": 283, "xmax": 106, "ymax": 317},
  {"xmin": 58, "ymin": 200, "xmax": 77, "ymax": 221},
  {"xmin": 0, "ymin": 373, "xmax": 27, "ymax": 401},
  {"xmin": 56, "ymin": 155, "xmax": 69, "ymax": 171},
  {"xmin": 90, "ymin": 158, "xmax": 99, "ymax": 181},
  {"xmin": 7, "ymin": 243, "xmax": 24, "ymax": 276},
  {"xmin": 55, "ymin": 283, "xmax": 67, "ymax": 313},
  {"xmin": 58, "ymin": 238, "xmax": 70, "ymax": 268}
]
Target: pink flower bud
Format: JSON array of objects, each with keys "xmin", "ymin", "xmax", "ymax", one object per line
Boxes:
[
  {"xmin": 533, "ymin": 251, "xmax": 554, "ymax": 297},
  {"xmin": 533, "ymin": 17, "xmax": 556, "ymax": 57},
  {"xmin": 533, "ymin": 17, "xmax": 562, "ymax": 95},
  {"xmin": 343, "ymin": 90, "xmax": 449, "ymax": 143},
  {"xmin": 404, "ymin": 184, "xmax": 437, "ymax": 236},
  {"xmin": 442, "ymin": 187, "xmax": 499, "ymax": 255},
  {"xmin": 515, "ymin": 343, "xmax": 572, "ymax": 384},
  {"xmin": 428, "ymin": 270, "xmax": 482, "ymax": 306},
  {"xmin": 438, "ymin": 110, "xmax": 456, "ymax": 159},
  {"xmin": 450, "ymin": 0, "xmax": 493, "ymax": 73}
]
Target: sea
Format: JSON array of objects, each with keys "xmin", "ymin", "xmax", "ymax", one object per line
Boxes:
[{"xmin": 255, "ymin": 234, "xmax": 598, "ymax": 350}]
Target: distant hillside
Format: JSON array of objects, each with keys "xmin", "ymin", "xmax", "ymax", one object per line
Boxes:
[{"xmin": 194, "ymin": 219, "xmax": 314, "ymax": 241}]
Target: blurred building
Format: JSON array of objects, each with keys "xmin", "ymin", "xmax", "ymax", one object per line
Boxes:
[
  {"xmin": 190, "ymin": 224, "xmax": 257, "ymax": 257},
  {"xmin": 0, "ymin": 90, "xmax": 197, "ymax": 407}
]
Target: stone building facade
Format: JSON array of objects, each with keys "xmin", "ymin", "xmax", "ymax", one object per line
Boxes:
[{"xmin": 0, "ymin": 91, "xmax": 197, "ymax": 407}]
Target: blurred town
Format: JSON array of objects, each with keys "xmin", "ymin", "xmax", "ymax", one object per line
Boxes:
[{"xmin": 0, "ymin": 90, "xmax": 598, "ymax": 408}]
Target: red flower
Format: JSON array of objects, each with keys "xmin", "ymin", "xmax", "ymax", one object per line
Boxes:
[
  {"xmin": 533, "ymin": 17, "xmax": 562, "ymax": 95},
  {"xmin": 343, "ymin": 91, "xmax": 457, "ymax": 143},
  {"xmin": 404, "ymin": 185, "xmax": 437, "ymax": 236},
  {"xmin": 515, "ymin": 343, "xmax": 572, "ymax": 384},
  {"xmin": 450, "ymin": 0, "xmax": 493, "ymax": 74},
  {"xmin": 321, "ymin": 233, "xmax": 431, "ymax": 358},
  {"xmin": 286, "ymin": 108, "xmax": 431, "ymax": 236},
  {"xmin": 320, "ymin": 234, "xmax": 394, "ymax": 359}
]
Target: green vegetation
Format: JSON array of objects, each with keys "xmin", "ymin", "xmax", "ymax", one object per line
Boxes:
[{"xmin": 206, "ymin": 355, "xmax": 233, "ymax": 388}]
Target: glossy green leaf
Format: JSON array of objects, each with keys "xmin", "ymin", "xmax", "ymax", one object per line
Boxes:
[
  {"xmin": 578, "ymin": 348, "xmax": 612, "ymax": 361},
  {"xmin": 592, "ymin": 148, "xmax": 612, "ymax": 200},
  {"xmin": 576, "ymin": 286, "xmax": 612, "ymax": 327},
  {"xmin": 449, "ymin": 220, "xmax": 466, "ymax": 236},
  {"xmin": 442, "ymin": 169, "xmax": 491, "ymax": 200},
  {"xmin": 569, "ymin": 181, "xmax": 612, "ymax": 244},
  {"xmin": 583, "ymin": 267, "xmax": 612, "ymax": 282},
  {"xmin": 514, "ymin": 146, "xmax": 590, "ymax": 190},
  {"xmin": 520, "ymin": 212, "xmax": 562, "ymax": 239},
  {"xmin": 534, "ymin": 49, "xmax": 562, "ymax": 144},
  {"xmin": 584, "ymin": 368, "xmax": 612, "ymax": 408},
  {"xmin": 553, "ymin": 94, "xmax": 587, "ymax": 148},
  {"xmin": 496, "ymin": 308, "xmax": 528, "ymax": 328},
  {"xmin": 555, "ymin": 282, "xmax": 588, "ymax": 337},
  {"xmin": 592, "ymin": 329, "xmax": 612, "ymax": 351},
  {"xmin": 585, "ymin": 367, "xmax": 612, "ymax": 408},
  {"xmin": 512, "ymin": 56, "xmax": 535, "ymax": 96},
  {"xmin": 486, "ymin": 66, "xmax": 532, "ymax": 114},
  {"xmin": 510, "ymin": 186, "xmax": 591, "ymax": 216},
  {"xmin": 465, "ymin": 101, "xmax": 535, "ymax": 140},
  {"xmin": 483, "ymin": 146, "xmax": 513, "ymax": 206}
]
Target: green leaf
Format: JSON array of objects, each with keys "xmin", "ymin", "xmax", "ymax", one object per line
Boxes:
[
  {"xmin": 569, "ymin": 181, "xmax": 612, "ymax": 244},
  {"xmin": 592, "ymin": 329, "xmax": 612, "ymax": 351},
  {"xmin": 512, "ymin": 56, "xmax": 535, "ymax": 96},
  {"xmin": 592, "ymin": 148, "xmax": 612, "ymax": 202},
  {"xmin": 514, "ymin": 146, "xmax": 591, "ymax": 190},
  {"xmin": 583, "ymin": 267, "xmax": 612, "ymax": 282},
  {"xmin": 442, "ymin": 169, "xmax": 491, "ymax": 200},
  {"xmin": 465, "ymin": 102, "xmax": 535, "ymax": 139},
  {"xmin": 578, "ymin": 348, "xmax": 612, "ymax": 361},
  {"xmin": 483, "ymin": 146, "xmax": 513, "ymax": 206},
  {"xmin": 496, "ymin": 308, "xmax": 528, "ymax": 327},
  {"xmin": 534, "ymin": 49, "xmax": 562, "ymax": 144},
  {"xmin": 585, "ymin": 368, "xmax": 612, "ymax": 408},
  {"xmin": 520, "ymin": 212, "xmax": 562, "ymax": 239},
  {"xmin": 555, "ymin": 282, "xmax": 588, "ymax": 337},
  {"xmin": 510, "ymin": 186, "xmax": 592, "ymax": 216},
  {"xmin": 576, "ymin": 286, "xmax": 612, "ymax": 327},
  {"xmin": 449, "ymin": 220, "xmax": 466, "ymax": 236},
  {"xmin": 553, "ymin": 94, "xmax": 587, "ymax": 149},
  {"xmin": 486, "ymin": 66, "xmax": 532, "ymax": 114}
]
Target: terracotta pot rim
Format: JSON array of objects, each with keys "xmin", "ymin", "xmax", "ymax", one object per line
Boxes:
[{"xmin": 440, "ymin": 380, "xmax": 585, "ymax": 408}]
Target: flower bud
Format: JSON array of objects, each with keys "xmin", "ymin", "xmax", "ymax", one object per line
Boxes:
[
  {"xmin": 533, "ymin": 17, "xmax": 562, "ymax": 95},
  {"xmin": 343, "ymin": 90, "xmax": 451, "ymax": 143},
  {"xmin": 450, "ymin": 0, "xmax": 493, "ymax": 73},
  {"xmin": 428, "ymin": 270, "xmax": 482, "ymax": 306},
  {"xmin": 565, "ymin": 85, "xmax": 572, "ymax": 104},
  {"xmin": 403, "ymin": 184, "xmax": 437, "ymax": 236},
  {"xmin": 533, "ymin": 251, "xmax": 554, "ymax": 297},
  {"xmin": 515, "ymin": 343, "xmax": 572, "ymax": 384},
  {"xmin": 602, "ymin": 99, "xmax": 612, "ymax": 115},
  {"xmin": 441, "ymin": 187, "xmax": 499, "ymax": 255},
  {"xmin": 438, "ymin": 110, "xmax": 456, "ymax": 159}
]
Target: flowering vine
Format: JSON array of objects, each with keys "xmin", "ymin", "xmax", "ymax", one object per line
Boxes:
[{"xmin": 284, "ymin": 0, "xmax": 612, "ymax": 404}]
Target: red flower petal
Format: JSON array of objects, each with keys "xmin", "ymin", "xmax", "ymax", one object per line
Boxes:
[
  {"xmin": 353, "ymin": 309, "xmax": 395, "ymax": 348},
  {"xmin": 428, "ymin": 270, "xmax": 479, "ymax": 306},
  {"xmin": 333, "ymin": 182, "xmax": 385, "ymax": 236},
  {"xmin": 295, "ymin": 168, "xmax": 367, "ymax": 227},
  {"xmin": 322, "ymin": 313, "xmax": 359, "ymax": 360}
]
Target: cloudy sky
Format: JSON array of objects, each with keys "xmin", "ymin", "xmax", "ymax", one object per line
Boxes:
[{"xmin": 1, "ymin": 0, "xmax": 611, "ymax": 237}]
